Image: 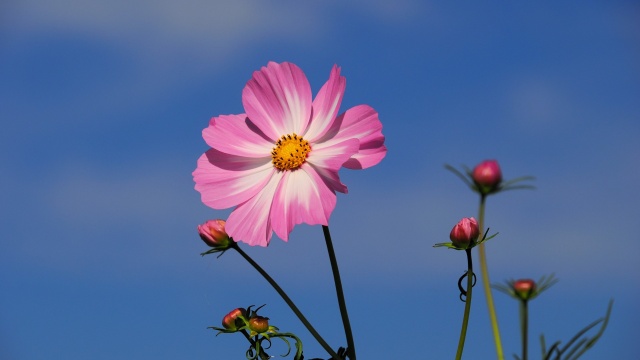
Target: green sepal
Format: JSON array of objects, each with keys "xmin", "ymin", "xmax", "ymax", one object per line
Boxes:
[
  {"xmin": 433, "ymin": 242, "xmax": 462, "ymax": 250},
  {"xmin": 208, "ymin": 325, "xmax": 245, "ymax": 336},
  {"xmin": 271, "ymin": 332, "xmax": 304, "ymax": 360},
  {"xmin": 433, "ymin": 231, "xmax": 499, "ymax": 250},
  {"xmin": 444, "ymin": 163, "xmax": 535, "ymax": 196},
  {"xmin": 200, "ymin": 247, "xmax": 229, "ymax": 257}
]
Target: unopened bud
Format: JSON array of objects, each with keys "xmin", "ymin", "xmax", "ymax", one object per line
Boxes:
[
  {"xmin": 198, "ymin": 219, "xmax": 231, "ymax": 248},
  {"xmin": 222, "ymin": 308, "xmax": 246, "ymax": 331},
  {"xmin": 472, "ymin": 160, "xmax": 502, "ymax": 192},
  {"xmin": 248, "ymin": 316, "xmax": 270, "ymax": 334},
  {"xmin": 513, "ymin": 279, "xmax": 536, "ymax": 300},
  {"xmin": 449, "ymin": 217, "xmax": 480, "ymax": 249}
]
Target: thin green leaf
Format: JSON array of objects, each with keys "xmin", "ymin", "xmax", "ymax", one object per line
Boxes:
[
  {"xmin": 491, "ymin": 283, "xmax": 514, "ymax": 296},
  {"xmin": 501, "ymin": 176, "xmax": 536, "ymax": 188},
  {"xmin": 557, "ymin": 318, "xmax": 603, "ymax": 355},
  {"xmin": 444, "ymin": 164, "xmax": 475, "ymax": 189},
  {"xmin": 563, "ymin": 338, "xmax": 587, "ymax": 360},
  {"xmin": 566, "ymin": 299, "xmax": 613, "ymax": 360}
]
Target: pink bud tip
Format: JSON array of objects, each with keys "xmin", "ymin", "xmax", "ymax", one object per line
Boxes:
[
  {"xmin": 514, "ymin": 279, "xmax": 536, "ymax": 297},
  {"xmin": 222, "ymin": 308, "xmax": 247, "ymax": 330},
  {"xmin": 472, "ymin": 160, "xmax": 502, "ymax": 189},
  {"xmin": 198, "ymin": 219, "xmax": 231, "ymax": 248},
  {"xmin": 449, "ymin": 217, "xmax": 480, "ymax": 249}
]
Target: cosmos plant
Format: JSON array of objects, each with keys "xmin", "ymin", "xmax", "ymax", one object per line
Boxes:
[{"xmin": 192, "ymin": 62, "xmax": 611, "ymax": 360}]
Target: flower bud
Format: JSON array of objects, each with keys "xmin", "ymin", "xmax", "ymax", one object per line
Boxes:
[
  {"xmin": 198, "ymin": 219, "xmax": 231, "ymax": 248},
  {"xmin": 222, "ymin": 308, "xmax": 246, "ymax": 330},
  {"xmin": 449, "ymin": 217, "xmax": 480, "ymax": 249},
  {"xmin": 472, "ymin": 160, "xmax": 502, "ymax": 192},
  {"xmin": 248, "ymin": 316, "xmax": 270, "ymax": 334},
  {"xmin": 513, "ymin": 279, "xmax": 536, "ymax": 300}
]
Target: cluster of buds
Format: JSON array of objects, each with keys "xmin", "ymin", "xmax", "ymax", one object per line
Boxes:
[
  {"xmin": 216, "ymin": 305, "xmax": 276, "ymax": 336},
  {"xmin": 211, "ymin": 305, "xmax": 304, "ymax": 360}
]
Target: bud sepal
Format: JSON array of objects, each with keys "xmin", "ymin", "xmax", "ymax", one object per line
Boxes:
[{"xmin": 445, "ymin": 160, "xmax": 535, "ymax": 196}]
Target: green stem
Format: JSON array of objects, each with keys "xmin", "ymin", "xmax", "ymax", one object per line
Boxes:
[
  {"xmin": 455, "ymin": 249, "xmax": 474, "ymax": 360},
  {"xmin": 230, "ymin": 243, "xmax": 341, "ymax": 360},
  {"xmin": 240, "ymin": 330, "xmax": 270, "ymax": 360},
  {"xmin": 322, "ymin": 225, "xmax": 356, "ymax": 360},
  {"xmin": 477, "ymin": 194, "xmax": 505, "ymax": 360},
  {"xmin": 520, "ymin": 300, "xmax": 529, "ymax": 360}
]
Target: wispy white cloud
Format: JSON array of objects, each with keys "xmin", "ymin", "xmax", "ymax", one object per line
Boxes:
[
  {"xmin": 8, "ymin": 0, "xmax": 320, "ymax": 54},
  {"xmin": 6, "ymin": 0, "xmax": 430, "ymax": 74},
  {"xmin": 45, "ymin": 162, "xmax": 193, "ymax": 228},
  {"xmin": 4, "ymin": 0, "xmax": 326, "ymax": 125},
  {"xmin": 3, "ymin": 0, "xmax": 427, "ymax": 128}
]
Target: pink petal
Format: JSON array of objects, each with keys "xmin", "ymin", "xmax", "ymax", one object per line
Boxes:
[
  {"xmin": 304, "ymin": 65, "xmax": 346, "ymax": 141},
  {"xmin": 307, "ymin": 163, "xmax": 349, "ymax": 194},
  {"xmin": 242, "ymin": 62, "xmax": 312, "ymax": 140},
  {"xmin": 225, "ymin": 173, "xmax": 282, "ymax": 247},
  {"xmin": 307, "ymin": 137, "xmax": 360, "ymax": 172},
  {"xmin": 342, "ymin": 144, "xmax": 387, "ymax": 170},
  {"xmin": 193, "ymin": 149, "xmax": 274, "ymax": 209},
  {"xmin": 203, "ymin": 114, "xmax": 275, "ymax": 157},
  {"xmin": 318, "ymin": 105, "xmax": 386, "ymax": 170},
  {"xmin": 270, "ymin": 164, "xmax": 338, "ymax": 241}
]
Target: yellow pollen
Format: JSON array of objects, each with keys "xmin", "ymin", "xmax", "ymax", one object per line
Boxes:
[{"xmin": 271, "ymin": 133, "xmax": 311, "ymax": 171}]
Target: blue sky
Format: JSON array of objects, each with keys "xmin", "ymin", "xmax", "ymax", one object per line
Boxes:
[{"xmin": 1, "ymin": 1, "xmax": 638, "ymax": 359}]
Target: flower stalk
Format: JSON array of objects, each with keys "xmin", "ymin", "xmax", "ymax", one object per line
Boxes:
[
  {"xmin": 456, "ymin": 248, "xmax": 474, "ymax": 360},
  {"xmin": 520, "ymin": 299, "xmax": 529, "ymax": 360},
  {"xmin": 240, "ymin": 329, "xmax": 271, "ymax": 360},
  {"xmin": 477, "ymin": 194, "xmax": 505, "ymax": 360},
  {"xmin": 229, "ymin": 242, "xmax": 341, "ymax": 360},
  {"xmin": 323, "ymin": 225, "xmax": 356, "ymax": 360}
]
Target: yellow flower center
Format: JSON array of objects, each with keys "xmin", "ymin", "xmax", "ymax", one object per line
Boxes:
[{"xmin": 271, "ymin": 133, "xmax": 311, "ymax": 171}]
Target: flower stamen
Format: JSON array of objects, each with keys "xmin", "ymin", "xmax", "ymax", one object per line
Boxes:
[{"xmin": 271, "ymin": 133, "xmax": 311, "ymax": 171}]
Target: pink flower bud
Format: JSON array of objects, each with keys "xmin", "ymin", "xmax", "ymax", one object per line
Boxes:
[
  {"xmin": 248, "ymin": 316, "xmax": 270, "ymax": 334},
  {"xmin": 514, "ymin": 279, "xmax": 536, "ymax": 299},
  {"xmin": 198, "ymin": 219, "xmax": 231, "ymax": 248},
  {"xmin": 472, "ymin": 160, "xmax": 502, "ymax": 190},
  {"xmin": 222, "ymin": 308, "xmax": 247, "ymax": 330},
  {"xmin": 449, "ymin": 217, "xmax": 480, "ymax": 249}
]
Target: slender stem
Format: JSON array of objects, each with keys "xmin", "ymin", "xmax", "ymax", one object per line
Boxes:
[
  {"xmin": 240, "ymin": 330, "xmax": 270, "ymax": 360},
  {"xmin": 455, "ymin": 249, "xmax": 474, "ymax": 360},
  {"xmin": 520, "ymin": 300, "xmax": 529, "ymax": 360},
  {"xmin": 322, "ymin": 225, "xmax": 356, "ymax": 360},
  {"xmin": 230, "ymin": 243, "xmax": 341, "ymax": 360},
  {"xmin": 477, "ymin": 194, "xmax": 505, "ymax": 360}
]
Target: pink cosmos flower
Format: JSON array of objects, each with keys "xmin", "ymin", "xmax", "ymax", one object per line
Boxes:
[{"xmin": 193, "ymin": 62, "xmax": 386, "ymax": 247}]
